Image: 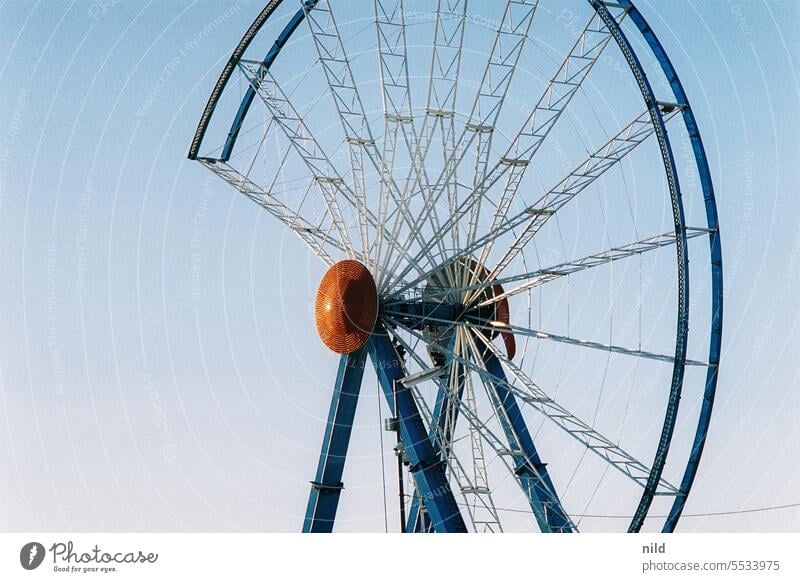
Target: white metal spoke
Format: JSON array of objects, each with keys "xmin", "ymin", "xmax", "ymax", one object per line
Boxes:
[
  {"xmin": 484, "ymin": 103, "xmax": 683, "ymax": 284},
  {"xmin": 386, "ymin": 328, "xmax": 479, "ymax": 531},
  {"xmin": 465, "ymin": 328, "xmax": 680, "ymax": 495},
  {"xmin": 304, "ymin": 0, "xmax": 444, "ymax": 279},
  {"xmin": 373, "ymin": 0, "xmax": 436, "ymax": 288},
  {"xmin": 389, "ymin": 103, "xmax": 682, "ymax": 299},
  {"xmin": 388, "ymin": 318, "xmax": 581, "ymax": 531},
  {"xmin": 384, "ymin": 0, "xmax": 539, "ymax": 290},
  {"xmin": 420, "ymin": 0, "xmax": 467, "ymax": 251},
  {"xmin": 378, "ymin": 0, "xmax": 468, "ymax": 283},
  {"xmin": 303, "ymin": 0, "xmax": 380, "ymax": 265},
  {"xmin": 390, "ymin": 324, "xmax": 552, "ymax": 531},
  {"xmin": 440, "ymin": 328, "xmax": 464, "ymax": 460},
  {"xmin": 392, "ymin": 316, "xmax": 679, "ymax": 496},
  {"xmin": 386, "ymin": 228, "xmax": 706, "ymax": 303},
  {"xmin": 385, "ymin": 7, "xmax": 625, "ymax": 292},
  {"xmin": 386, "ymin": 326, "xmax": 508, "ymax": 532},
  {"xmin": 386, "ymin": 301, "xmax": 711, "ymax": 369},
  {"xmin": 461, "ymin": 317, "xmax": 711, "ymax": 368},
  {"xmin": 238, "ymin": 57, "xmax": 442, "ymax": 282},
  {"xmin": 449, "ymin": 328, "xmax": 504, "ymax": 533},
  {"xmin": 464, "ymin": 0, "xmax": 540, "ymax": 247},
  {"xmin": 459, "ymin": 341, "xmax": 504, "ymax": 532},
  {"xmin": 481, "ymin": 227, "xmax": 711, "ymax": 306},
  {"xmin": 199, "ymin": 159, "xmax": 337, "ymax": 265},
  {"xmin": 239, "ymin": 60, "xmax": 358, "ymax": 258},
  {"xmin": 467, "ymin": 337, "xmax": 578, "ymax": 532},
  {"xmin": 374, "ymin": 0, "xmax": 414, "ymax": 122}
]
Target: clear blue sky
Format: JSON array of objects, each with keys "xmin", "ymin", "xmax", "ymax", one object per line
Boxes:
[{"xmin": 1, "ymin": 0, "xmax": 798, "ymax": 532}]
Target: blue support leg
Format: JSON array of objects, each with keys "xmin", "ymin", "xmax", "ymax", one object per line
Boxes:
[
  {"xmin": 368, "ymin": 325, "xmax": 467, "ymax": 533},
  {"xmin": 481, "ymin": 349, "xmax": 573, "ymax": 533},
  {"xmin": 406, "ymin": 340, "xmax": 465, "ymax": 533},
  {"xmin": 303, "ymin": 348, "xmax": 367, "ymax": 532},
  {"xmin": 406, "ymin": 380, "xmax": 460, "ymax": 532}
]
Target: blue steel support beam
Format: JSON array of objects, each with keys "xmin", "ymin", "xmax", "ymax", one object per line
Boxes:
[
  {"xmin": 303, "ymin": 348, "xmax": 367, "ymax": 532},
  {"xmin": 614, "ymin": 0, "xmax": 723, "ymax": 533},
  {"xmin": 406, "ymin": 334, "xmax": 464, "ymax": 533},
  {"xmin": 481, "ymin": 349, "xmax": 573, "ymax": 533},
  {"xmin": 368, "ymin": 325, "xmax": 467, "ymax": 533}
]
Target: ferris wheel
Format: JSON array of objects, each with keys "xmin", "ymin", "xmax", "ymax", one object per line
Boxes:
[{"xmin": 188, "ymin": 0, "xmax": 723, "ymax": 533}]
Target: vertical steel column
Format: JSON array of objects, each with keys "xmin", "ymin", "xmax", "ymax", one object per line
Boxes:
[
  {"xmin": 481, "ymin": 349, "xmax": 573, "ymax": 532},
  {"xmin": 303, "ymin": 348, "xmax": 368, "ymax": 532},
  {"xmin": 406, "ymin": 335, "xmax": 463, "ymax": 532},
  {"xmin": 369, "ymin": 325, "xmax": 467, "ymax": 533}
]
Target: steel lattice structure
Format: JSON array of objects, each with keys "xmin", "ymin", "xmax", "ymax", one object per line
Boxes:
[{"xmin": 188, "ymin": 0, "xmax": 723, "ymax": 533}]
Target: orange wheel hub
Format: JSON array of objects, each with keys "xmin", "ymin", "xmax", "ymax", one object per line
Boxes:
[{"xmin": 315, "ymin": 260, "xmax": 378, "ymax": 354}]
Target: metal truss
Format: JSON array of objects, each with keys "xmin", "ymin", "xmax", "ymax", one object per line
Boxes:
[
  {"xmin": 238, "ymin": 57, "xmax": 442, "ymax": 281},
  {"xmin": 400, "ymin": 227, "xmax": 710, "ymax": 306},
  {"xmin": 459, "ymin": 364, "xmax": 504, "ymax": 532},
  {"xmin": 466, "ymin": 335, "xmax": 574, "ymax": 533},
  {"xmin": 303, "ymin": 0, "xmax": 439, "ymax": 275},
  {"xmin": 460, "ymin": 0, "xmax": 539, "ymax": 247},
  {"xmin": 418, "ymin": 0, "xmax": 467, "ymax": 250},
  {"xmin": 461, "ymin": 318, "xmax": 710, "ymax": 368},
  {"xmin": 390, "ymin": 103, "xmax": 681, "ymax": 299},
  {"xmin": 467, "ymin": 330, "xmax": 680, "ymax": 496},
  {"xmin": 198, "ymin": 159, "xmax": 339, "ymax": 264},
  {"xmin": 393, "ymin": 318, "xmax": 679, "ymax": 497},
  {"xmin": 303, "ymin": 0, "xmax": 378, "ymax": 262},
  {"xmin": 238, "ymin": 59, "xmax": 358, "ymax": 258},
  {"xmin": 485, "ymin": 103, "xmax": 683, "ymax": 283},
  {"xmin": 386, "ymin": 5, "xmax": 627, "ymax": 292},
  {"xmin": 401, "ymin": 328, "xmax": 499, "ymax": 533},
  {"xmin": 484, "ymin": 227, "xmax": 710, "ymax": 306},
  {"xmin": 384, "ymin": 0, "xmax": 540, "ymax": 288},
  {"xmin": 373, "ymin": 0, "xmax": 435, "ymax": 288},
  {"xmin": 389, "ymin": 326, "xmax": 536, "ymax": 533},
  {"xmin": 460, "ymin": 0, "xmax": 540, "ymax": 293}
]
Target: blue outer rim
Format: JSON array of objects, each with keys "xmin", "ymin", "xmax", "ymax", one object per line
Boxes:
[
  {"xmin": 187, "ymin": 0, "xmax": 318, "ymax": 161},
  {"xmin": 615, "ymin": 0, "xmax": 724, "ymax": 533},
  {"xmin": 591, "ymin": 0, "xmax": 724, "ymax": 532},
  {"xmin": 588, "ymin": 0, "xmax": 691, "ymax": 533}
]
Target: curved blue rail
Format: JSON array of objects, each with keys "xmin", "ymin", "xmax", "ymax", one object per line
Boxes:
[
  {"xmin": 615, "ymin": 0, "xmax": 724, "ymax": 533},
  {"xmin": 188, "ymin": 0, "xmax": 318, "ymax": 161},
  {"xmin": 588, "ymin": 0, "xmax": 690, "ymax": 533}
]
